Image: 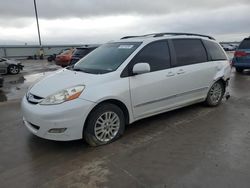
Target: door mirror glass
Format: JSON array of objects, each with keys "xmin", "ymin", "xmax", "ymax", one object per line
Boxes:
[{"xmin": 132, "ymin": 63, "xmax": 150, "ymax": 75}]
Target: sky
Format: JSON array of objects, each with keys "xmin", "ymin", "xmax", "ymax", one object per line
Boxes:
[{"xmin": 0, "ymin": 0, "xmax": 250, "ymax": 45}]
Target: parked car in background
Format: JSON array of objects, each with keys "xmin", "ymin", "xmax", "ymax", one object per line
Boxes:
[
  {"xmin": 22, "ymin": 32, "xmax": 231, "ymax": 146},
  {"xmin": 55, "ymin": 48, "xmax": 75, "ymax": 67},
  {"xmin": 47, "ymin": 54, "xmax": 56, "ymax": 62},
  {"xmin": 47, "ymin": 48, "xmax": 72, "ymax": 62},
  {"xmin": 220, "ymin": 43, "xmax": 236, "ymax": 51},
  {"xmin": 232, "ymin": 37, "xmax": 250, "ymax": 73},
  {"xmin": 0, "ymin": 58, "xmax": 23, "ymax": 75},
  {"xmin": 70, "ymin": 45, "xmax": 99, "ymax": 65},
  {"xmin": 0, "ymin": 77, "xmax": 3, "ymax": 87}
]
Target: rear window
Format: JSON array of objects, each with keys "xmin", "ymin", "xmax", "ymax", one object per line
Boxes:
[
  {"xmin": 61, "ymin": 50, "xmax": 72, "ymax": 55},
  {"xmin": 172, "ymin": 39, "xmax": 207, "ymax": 66},
  {"xmin": 73, "ymin": 48, "xmax": 94, "ymax": 56},
  {"xmin": 239, "ymin": 38, "xmax": 250, "ymax": 49},
  {"xmin": 203, "ymin": 40, "xmax": 227, "ymax": 61}
]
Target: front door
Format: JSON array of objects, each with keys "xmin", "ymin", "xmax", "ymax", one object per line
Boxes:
[{"xmin": 128, "ymin": 40, "xmax": 179, "ymax": 119}]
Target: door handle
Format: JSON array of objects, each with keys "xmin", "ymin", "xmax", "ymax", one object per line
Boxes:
[
  {"xmin": 166, "ymin": 72, "xmax": 175, "ymax": 77},
  {"xmin": 177, "ymin": 69, "xmax": 185, "ymax": 74}
]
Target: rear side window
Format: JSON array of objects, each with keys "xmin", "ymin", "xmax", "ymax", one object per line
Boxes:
[
  {"xmin": 172, "ymin": 39, "xmax": 207, "ymax": 66},
  {"xmin": 203, "ymin": 40, "xmax": 227, "ymax": 61},
  {"xmin": 239, "ymin": 38, "xmax": 250, "ymax": 49},
  {"xmin": 131, "ymin": 41, "xmax": 171, "ymax": 72}
]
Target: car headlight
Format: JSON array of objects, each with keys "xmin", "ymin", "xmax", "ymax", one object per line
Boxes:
[{"xmin": 40, "ymin": 85, "xmax": 85, "ymax": 105}]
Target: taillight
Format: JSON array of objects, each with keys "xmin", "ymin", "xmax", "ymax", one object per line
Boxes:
[{"xmin": 234, "ymin": 51, "xmax": 247, "ymax": 57}]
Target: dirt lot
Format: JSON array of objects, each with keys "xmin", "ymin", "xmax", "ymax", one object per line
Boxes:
[{"xmin": 0, "ymin": 59, "xmax": 250, "ymax": 188}]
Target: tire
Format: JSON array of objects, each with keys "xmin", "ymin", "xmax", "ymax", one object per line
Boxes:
[
  {"xmin": 205, "ymin": 81, "xmax": 225, "ymax": 107},
  {"xmin": 236, "ymin": 68, "xmax": 243, "ymax": 73},
  {"xmin": 47, "ymin": 56, "xmax": 53, "ymax": 62},
  {"xmin": 84, "ymin": 103, "xmax": 125, "ymax": 146},
  {"xmin": 8, "ymin": 65, "xmax": 20, "ymax": 75}
]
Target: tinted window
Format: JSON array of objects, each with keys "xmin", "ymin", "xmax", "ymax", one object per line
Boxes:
[
  {"xmin": 172, "ymin": 39, "xmax": 207, "ymax": 66},
  {"xmin": 73, "ymin": 48, "xmax": 96, "ymax": 57},
  {"xmin": 73, "ymin": 48, "xmax": 90, "ymax": 56},
  {"xmin": 74, "ymin": 42, "xmax": 141, "ymax": 74},
  {"xmin": 203, "ymin": 40, "xmax": 227, "ymax": 61},
  {"xmin": 131, "ymin": 41, "xmax": 170, "ymax": 72},
  {"xmin": 239, "ymin": 38, "xmax": 250, "ymax": 49}
]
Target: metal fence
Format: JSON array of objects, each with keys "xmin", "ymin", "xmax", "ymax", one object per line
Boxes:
[{"xmin": 0, "ymin": 44, "xmax": 83, "ymax": 59}]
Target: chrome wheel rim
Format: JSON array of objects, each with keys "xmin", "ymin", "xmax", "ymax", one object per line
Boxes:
[
  {"xmin": 10, "ymin": 66, "xmax": 18, "ymax": 74},
  {"xmin": 94, "ymin": 111, "xmax": 120, "ymax": 142},
  {"xmin": 209, "ymin": 83, "xmax": 222, "ymax": 104}
]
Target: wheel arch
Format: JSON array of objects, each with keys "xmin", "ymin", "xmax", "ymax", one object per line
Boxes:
[
  {"xmin": 213, "ymin": 77, "xmax": 227, "ymax": 90},
  {"xmin": 83, "ymin": 99, "xmax": 131, "ymax": 133}
]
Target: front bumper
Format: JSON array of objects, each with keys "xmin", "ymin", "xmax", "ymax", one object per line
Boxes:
[
  {"xmin": 18, "ymin": 63, "xmax": 24, "ymax": 70},
  {"xmin": 21, "ymin": 96, "xmax": 95, "ymax": 141}
]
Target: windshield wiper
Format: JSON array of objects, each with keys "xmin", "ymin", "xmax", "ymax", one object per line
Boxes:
[
  {"xmin": 71, "ymin": 67, "xmax": 112, "ymax": 74},
  {"xmin": 73, "ymin": 68, "xmax": 83, "ymax": 72},
  {"xmin": 72, "ymin": 67, "xmax": 94, "ymax": 74}
]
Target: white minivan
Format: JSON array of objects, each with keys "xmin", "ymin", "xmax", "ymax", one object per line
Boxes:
[{"xmin": 22, "ymin": 33, "xmax": 231, "ymax": 146}]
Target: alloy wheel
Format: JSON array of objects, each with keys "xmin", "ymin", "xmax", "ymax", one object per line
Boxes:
[
  {"xmin": 94, "ymin": 111, "xmax": 120, "ymax": 142},
  {"xmin": 9, "ymin": 65, "xmax": 19, "ymax": 74},
  {"xmin": 209, "ymin": 82, "xmax": 223, "ymax": 104}
]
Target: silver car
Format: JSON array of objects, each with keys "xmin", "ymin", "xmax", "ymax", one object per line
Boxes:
[{"xmin": 0, "ymin": 58, "xmax": 23, "ymax": 75}]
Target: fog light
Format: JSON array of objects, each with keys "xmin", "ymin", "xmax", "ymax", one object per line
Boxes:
[{"xmin": 48, "ymin": 128, "xmax": 67, "ymax": 133}]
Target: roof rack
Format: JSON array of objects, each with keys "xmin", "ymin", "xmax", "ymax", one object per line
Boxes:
[
  {"xmin": 121, "ymin": 32, "xmax": 215, "ymax": 40},
  {"xmin": 121, "ymin": 34, "xmax": 156, "ymax": 40}
]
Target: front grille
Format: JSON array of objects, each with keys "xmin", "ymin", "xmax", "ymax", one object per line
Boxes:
[{"xmin": 27, "ymin": 93, "xmax": 44, "ymax": 104}]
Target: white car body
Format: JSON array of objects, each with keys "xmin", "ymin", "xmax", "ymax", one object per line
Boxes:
[{"xmin": 22, "ymin": 34, "xmax": 231, "ymax": 141}]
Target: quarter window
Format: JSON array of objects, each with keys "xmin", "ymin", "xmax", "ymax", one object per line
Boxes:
[
  {"xmin": 131, "ymin": 41, "xmax": 171, "ymax": 72},
  {"xmin": 203, "ymin": 40, "xmax": 227, "ymax": 61},
  {"xmin": 172, "ymin": 39, "xmax": 208, "ymax": 66}
]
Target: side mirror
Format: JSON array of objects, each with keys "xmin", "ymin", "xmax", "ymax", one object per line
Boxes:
[{"xmin": 132, "ymin": 63, "xmax": 150, "ymax": 75}]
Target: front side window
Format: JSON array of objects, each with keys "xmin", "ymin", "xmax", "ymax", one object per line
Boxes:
[
  {"xmin": 203, "ymin": 40, "xmax": 227, "ymax": 61},
  {"xmin": 172, "ymin": 39, "xmax": 208, "ymax": 66},
  {"xmin": 130, "ymin": 41, "xmax": 171, "ymax": 72},
  {"xmin": 74, "ymin": 42, "xmax": 141, "ymax": 74}
]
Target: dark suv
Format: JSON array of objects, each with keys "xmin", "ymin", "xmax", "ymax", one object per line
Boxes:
[
  {"xmin": 69, "ymin": 45, "xmax": 99, "ymax": 65},
  {"xmin": 232, "ymin": 37, "xmax": 250, "ymax": 72}
]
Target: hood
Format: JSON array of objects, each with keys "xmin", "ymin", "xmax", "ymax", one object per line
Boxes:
[
  {"xmin": 6, "ymin": 59, "xmax": 20, "ymax": 65},
  {"xmin": 29, "ymin": 69, "xmax": 99, "ymax": 98}
]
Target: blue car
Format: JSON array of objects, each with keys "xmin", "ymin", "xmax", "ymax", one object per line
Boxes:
[{"xmin": 233, "ymin": 37, "xmax": 250, "ymax": 73}]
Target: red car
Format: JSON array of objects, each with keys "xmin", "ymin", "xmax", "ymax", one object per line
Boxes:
[{"xmin": 55, "ymin": 48, "xmax": 75, "ymax": 67}]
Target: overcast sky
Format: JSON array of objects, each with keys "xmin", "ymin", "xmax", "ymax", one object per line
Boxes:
[{"xmin": 0, "ymin": 0, "xmax": 250, "ymax": 45}]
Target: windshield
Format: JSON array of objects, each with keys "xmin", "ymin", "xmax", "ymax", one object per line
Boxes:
[{"xmin": 73, "ymin": 42, "xmax": 141, "ymax": 74}]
